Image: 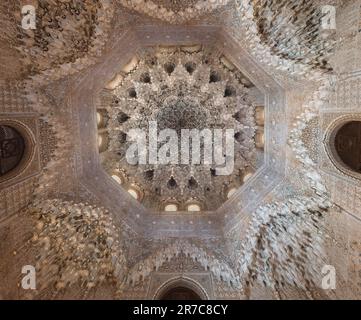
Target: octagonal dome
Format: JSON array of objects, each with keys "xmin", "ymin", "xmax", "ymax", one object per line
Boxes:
[{"xmin": 96, "ymin": 45, "xmax": 265, "ymax": 211}]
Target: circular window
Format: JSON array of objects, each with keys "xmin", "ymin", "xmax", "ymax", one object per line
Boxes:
[
  {"xmin": 334, "ymin": 121, "xmax": 361, "ymax": 173},
  {"xmin": 0, "ymin": 125, "xmax": 25, "ymax": 177}
]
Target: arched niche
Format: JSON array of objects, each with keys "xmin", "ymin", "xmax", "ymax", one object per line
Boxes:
[
  {"xmin": 98, "ymin": 132, "xmax": 109, "ymax": 153},
  {"xmin": 159, "ymin": 286, "xmax": 201, "ymax": 300},
  {"xmin": 154, "ymin": 277, "xmax": 208, "ymax": 300},
  {"xmin": 324, "ymin": 116, "xmax": 361, "ymax": 180},
  {"xmin": 164, "ymin": 203, "xmax": 178, "ymax": 212},
  {"xmin": 0, "ymin": 120, "xmax": 35, "ymax": 183},
  {"xmin": 334, "ymin": 121, "xmax": 361, "ymax": 173}
]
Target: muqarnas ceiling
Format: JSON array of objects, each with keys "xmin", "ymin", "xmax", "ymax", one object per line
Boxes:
[{"xmin": 96, "ymin": 45, "xmax": 265, "ymax": 211}]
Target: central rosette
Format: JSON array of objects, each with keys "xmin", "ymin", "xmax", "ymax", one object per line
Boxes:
[
  {"xmin": 98, "ymin": 46, "xmax": 258, "ymax": 211},
  {"xmin": 156, "ymin": 97, "xmax": 208, "ymax": 134}
]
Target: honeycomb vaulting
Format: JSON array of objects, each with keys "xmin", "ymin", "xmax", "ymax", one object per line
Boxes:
[{"xmin": 0, "ymin": 0, "xmax": 360, "ymax": 300}]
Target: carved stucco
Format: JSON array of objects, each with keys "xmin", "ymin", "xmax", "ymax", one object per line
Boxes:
[{"xmin": 0, "ymin": 1, "xmax": 361, "ymax": 300}]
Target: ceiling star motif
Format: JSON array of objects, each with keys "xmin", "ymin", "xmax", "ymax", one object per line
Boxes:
[{"xmin": 98, "ymin": 46, "xmax": 260, "ymax": 211}]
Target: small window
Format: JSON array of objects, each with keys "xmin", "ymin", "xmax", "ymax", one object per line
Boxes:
[
  {"xmin": 111, "ymin": 174, "xmax": 122, "ymax": 184},
  {"xmin": 187, "ymin": 204, "xmax": 201, "ymax": 212},
  {"xmin": 96, "ymin": 112, "xmax": 102, "ymax": 126},
  {"xmin": 98, "ymin": 135, "xmax": 103, "ymax": 148},
  {"xmin": 227, "ymin": 188, "xmax": 237, "ymax": 199},
  {"xmin": 128, "ymin": 188, "xmax": 139, "ymax": 200},
  {"xmin": 165, "ymin": 204, "xmax": 178, "ymax": 212},
  {"xmin": 243, "ymin": 173, "xmax": 253, "ymax": 183}
]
